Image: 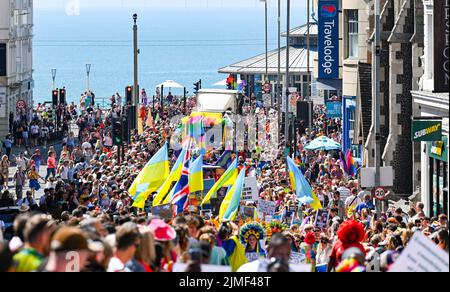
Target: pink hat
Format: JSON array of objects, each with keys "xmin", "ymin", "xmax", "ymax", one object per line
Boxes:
[{"xmin": 149, "ymin": 219, "xmax": 176, "ymax": 242}]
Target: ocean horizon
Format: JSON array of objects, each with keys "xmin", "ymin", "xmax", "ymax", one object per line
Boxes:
[{"xmin": 33, "ymin": 6, "xmax": 306, "ymax": 105}]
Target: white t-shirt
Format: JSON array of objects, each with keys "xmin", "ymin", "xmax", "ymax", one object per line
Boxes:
[
  {"xmin": 344, "ymin": 195, "xmax": 362, "ymax": 208},
  {"xmin": 31, "ymin": 125, "xmax": 39, "ymax": 135},
  {"xmin": 59, "ymin": 166, "xmax": 69, "ymax": 180},
  {"xmin": 82, "ymin": 142, "xmax": 92, "ymax": 151},
  {"xmin": 337, "ymin": 187, "xmax": 351, "ymax": 202},
  {"xmin": 107, "ymin": 257, "xmax": 131, "ymax": 272}
]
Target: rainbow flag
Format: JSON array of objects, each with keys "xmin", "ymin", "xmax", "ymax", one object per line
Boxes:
[
  {"xmin": 219, "ymin": 168, "xmax": 246, "ymax": 222},
  {"xmin": 346, "ymin": 149, "xmax": 357, "ymax": 176},
  {"xmin": 130, "ymin": 143, "xmax": 169, "ymax": 209}
]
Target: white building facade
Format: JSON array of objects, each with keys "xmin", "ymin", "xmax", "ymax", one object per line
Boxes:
[{"xmin": 0, "ymin": 0, "xmax": 34, "ymax": 137}]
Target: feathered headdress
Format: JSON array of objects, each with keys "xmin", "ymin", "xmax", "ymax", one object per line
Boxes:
[
  {"xmin": 265, "ymin": 221, "xmax": 288, "ymax": 239},
  {"xmin": 240, "ymin": 222, "xmax": 266, "ymax": 245},
  {"xmin": 337, "ymin": 220, "xmax": 365, "ymax": 244}
]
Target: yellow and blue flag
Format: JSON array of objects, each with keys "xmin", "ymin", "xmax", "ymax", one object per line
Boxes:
[
  {"xmin": 130, "ymin": 143, "xmax": 170, "ymax": 209},
  {"xmin": 287, "ymin": 156, "xmax": 322, "ymax": 210},
  {"xmin": 219, "ymin": 168, "xmax": 246, "ymax": 222},
  {"xmin": 189, "ymin": 155, "xmax": 204, "ymax": 193},
  {"xmin": 153, "ymin": 148, "xmax": 186, "ymax": 206},
  {"xmin": 201, "ymin": 158, "xmax": 238, "ymax": 205}
]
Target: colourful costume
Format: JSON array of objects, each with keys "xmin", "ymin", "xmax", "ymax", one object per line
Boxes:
[{"xmin": 240, "ymin": 222, "xmax": 267, "ymax": 261}]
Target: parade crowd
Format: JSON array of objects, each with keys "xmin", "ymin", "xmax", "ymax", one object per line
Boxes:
[{"xmin": 0, "ymin": 89, "xmax": 448, "ymax": 273}]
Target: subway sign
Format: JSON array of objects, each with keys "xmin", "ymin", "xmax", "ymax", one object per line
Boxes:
[
  {"xmin": 318, "ymin": 0, "xmax": 339, "ymax": 79},
  {"xmin": 411, "ymin": 120, "xmax": 443, "ymax": 142}
]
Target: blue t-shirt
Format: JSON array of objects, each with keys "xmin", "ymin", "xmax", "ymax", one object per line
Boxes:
[{"xmin": 356, "ymin": 201, "xmax": 375, "ymax": 213}]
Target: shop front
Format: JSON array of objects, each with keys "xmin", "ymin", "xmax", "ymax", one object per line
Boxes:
[{"xmin": 427, "ymin": 136, "xmax": 449, "ymax": 216}]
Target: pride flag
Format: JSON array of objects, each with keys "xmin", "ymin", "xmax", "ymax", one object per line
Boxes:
[
  {"xmin": 287, "ymin": 156, "xmax": 322, "ymax": 210},
  {"xmin": 219, "ymin": 168, "xmax": 246, "ymax": 222},
  {"xmin": 130, "ymin": 143, "xmax": 170, "ymax": 209},
  {"xmin": 346, "ymin": 149, "xmax": 357, "ymax": 176},
  {"xmin": 201, "ymin": 159, "xmax": 238, "ymax": 205}
]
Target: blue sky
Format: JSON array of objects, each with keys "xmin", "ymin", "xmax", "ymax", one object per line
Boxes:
[{"xmin": 34, "ymin": 0, "xmax": 309, "ymax": 10}]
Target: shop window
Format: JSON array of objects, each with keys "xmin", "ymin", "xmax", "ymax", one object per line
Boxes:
[{"xmin": 0, "ymin": 43, "xmax": 6, "ymax": 76}]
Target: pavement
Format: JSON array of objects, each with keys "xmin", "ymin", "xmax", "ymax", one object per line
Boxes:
[{"xmin": 5, "ymin": 123, "xmax": 79, "ymax": 203}]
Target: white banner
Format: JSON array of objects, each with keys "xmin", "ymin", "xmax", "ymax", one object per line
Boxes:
[
  {"xmin": 243, "ymin": 176, "xmax": 259, "ymax": 201},
  {"xmin": 389, "ymin": 232, "xmax": 449, "ymax": 272}
]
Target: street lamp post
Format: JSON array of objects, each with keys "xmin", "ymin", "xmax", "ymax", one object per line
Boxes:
[
  {"xmin": 277, "ymin": 0, "xmax": 281, "ymax": 141},
  {"xmin": 132, "ymin": 13, "xmax": 139, "ymax": 131},
  {"xmin": 263, "ymin": 0, "xmax": 268, "ymax": 81},
  {"xmin": 285, "ymin": 0, "xmax": 291, "ymax": 164},
  {"xmin": 85, "ymin": 63, "xmax": 91, "ymax": 92},
  {"xmin": 51, "ymin": 68, "xmax": 57, "ymax": 90}
]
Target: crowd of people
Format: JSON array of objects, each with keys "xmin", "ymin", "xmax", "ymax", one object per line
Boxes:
[{"xmin": 0, "ymin": 90, "xmax": 448, "ymax": 273}]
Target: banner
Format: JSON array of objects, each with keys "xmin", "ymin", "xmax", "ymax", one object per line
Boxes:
[
  {"xmin": 242, "ymin": 177, "xmax": 259, "ymax": 201},
  {"xmin": 433, "ymin": 0, "xmax": 449, "ymax": 92},
  {"xmin": 411, "ymin": 120, "xmax": 442, "ymax": 142},
  {"xmin": 318, "ymin": 0, "xmax": 339, "ymax": 79},
  {"xmin": 389, "ymin": 232, "xmax": 449, "ymax": 272},
  {"xmin": 257, "ymin": 199, "xmax": 277, "ymax": 215}
]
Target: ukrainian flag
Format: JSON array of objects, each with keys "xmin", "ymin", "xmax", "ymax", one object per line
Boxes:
[
  {"xmin": 153, "ymin": 148, "xmax": 186, "ymax": 206},
  {"xmin": 286, "ymin": 156, "xmax": 322, "ymax": 210},
  {"xmin": 189, "ymin": 155, "xmax": 204, "ymax": 193},
  {"xmin": 201, "ymin": 158, "xmax": 238, "ymax": 205},
  {"xmin": 130, "ymin": 143, "xmax": 170, "ymax": 209},
  {"xmin": 219, "ymin": 168, "xmax": 246, "ymax": 222}
]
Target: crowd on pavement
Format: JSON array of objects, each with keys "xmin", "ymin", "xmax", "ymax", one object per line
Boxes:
[{"xmin": 0, "ymin": 90, "xmax": 448, "ymax": 273}]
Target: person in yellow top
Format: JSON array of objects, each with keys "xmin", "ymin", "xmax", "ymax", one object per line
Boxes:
[
  {"xmin": 27, "ymin": 165, "xmax": 46, "ymax": 196},
  {"xmin": 13, "ymin": 214, "xmax": 54, "ymax": 272},
  {"xmin": 218, "ymin": 221, "xmax": 247, "ymax": 272}
]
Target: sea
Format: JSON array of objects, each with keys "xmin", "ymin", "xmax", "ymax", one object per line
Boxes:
[{"xmin": 33, "ymin": 5, "xmax": 306, "ymax": 104}]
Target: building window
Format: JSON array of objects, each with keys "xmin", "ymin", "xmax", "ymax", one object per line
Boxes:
[
  {"xmin": 0, "ymin": 44, "xmax": 6, "ymax": 76},
  {"xmin": 347, "ymin": 10, "xmax": 359, "ymax": 58}
]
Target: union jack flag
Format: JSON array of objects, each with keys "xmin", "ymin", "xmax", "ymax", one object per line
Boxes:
[{"xmin": 170, "ymin": 150, "xmax": 191, "ymax": 216}]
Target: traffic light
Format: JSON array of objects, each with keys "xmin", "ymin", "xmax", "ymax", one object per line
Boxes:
[
  {"xmin": 52, "ymin": 90, "xmax": 59, "ymax": 106},
  {"xmin": 194, "ymin": 82, "xmax": 200, "ymax": 93},
  {"xmin": 113, "ymin": 121, "xmax": 123, "ymax": 146},
  {"xmin": 226, "ymin": 75, "xmax": 234, "ymax": 90},
  {"xmin": 193, "ymin": 79, "xmax": 202, "ymax": 93},
  {"xmin": 59, "ymin": 88, "xmax": 66, "ymax": 105},
  {"xmin": 126, "ymin": 86, "xmax": 133, "ymax": 105}
]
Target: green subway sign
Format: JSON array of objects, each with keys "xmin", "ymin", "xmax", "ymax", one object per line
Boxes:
[{"xmin": 412, "ymin": 120, "xmax": 442, "ymax": 142}]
